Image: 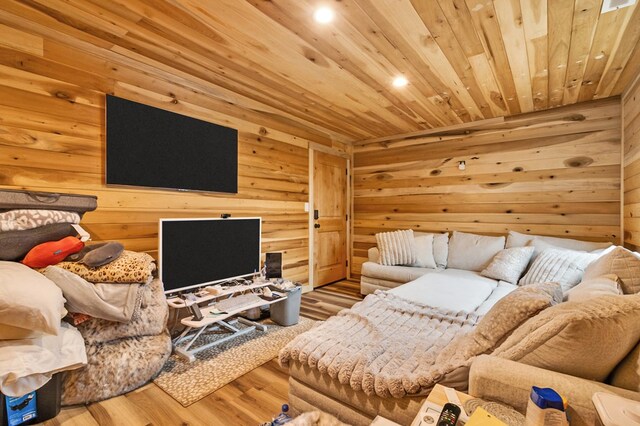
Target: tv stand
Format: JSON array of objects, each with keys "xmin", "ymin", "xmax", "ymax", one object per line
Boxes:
[{"xmin": 168, "ymin": 280, "xmax": 289, "ymax": 362}]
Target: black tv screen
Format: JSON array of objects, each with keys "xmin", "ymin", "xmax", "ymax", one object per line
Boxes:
[
  {"xmin": 106, "ymin": 95, "xmax": 238, "ymax": 193},
  {"xmin": 159, "ymin": 218, "xmax": 261, "ymax": 294}
]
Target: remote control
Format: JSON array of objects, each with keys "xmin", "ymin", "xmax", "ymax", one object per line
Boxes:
[
  {"xmin": 437, "ymin": 403, "xmax": 461, "ymax": 426},
  {"xmin": 188, "ymin": 303, "xmax": 203, "ymax": 321}
]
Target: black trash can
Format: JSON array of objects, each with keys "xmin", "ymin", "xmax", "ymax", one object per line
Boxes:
[{"xmin": 1, "ymin": 372, "xmax": 63, "ymax": 426}]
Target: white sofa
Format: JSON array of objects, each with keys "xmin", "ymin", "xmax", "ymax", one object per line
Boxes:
[
  {"xmin": 360, "ymin": 230, "xmax": 613, "ymax": 295},
  {"xmin": 284, "ymin": 230, "xmax": 640, "ymax": 425}
]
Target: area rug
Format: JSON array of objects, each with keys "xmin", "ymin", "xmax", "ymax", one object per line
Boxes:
[{"xmin": 153, "ymin": 317, "xmax": 316, "ymax": 406}]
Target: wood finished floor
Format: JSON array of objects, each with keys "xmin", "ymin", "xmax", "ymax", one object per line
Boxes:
[{"xmin": 41, "ymin": 280, "xmax": 363, "ymax": 426}]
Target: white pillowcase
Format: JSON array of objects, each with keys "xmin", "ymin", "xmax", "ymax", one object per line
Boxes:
[
  {"xmin": 481, "ymin": 246, "xmax": 534, "ymax": 284},
  {"xmin": 0, "ymin": 261, "xmax": 66, "ymax": 336},
  {"xmin": 582, "ymin": 247, "xmax": 640, "ymax": 294},
  {"xmin": 0, "ymin": 322, "xmax": 86, "ymax": 396},
  {"xmin": 375, "ymin": 229, "xmax": 417, "ymax": 266},
  {"xmin": 518, "ymin": 247, "xmax": 598, "ymax": 293},
  {"xmin": 411, "ymin": 233, "xmax": 437, "ymax": 268},
  {"xmin": 506, "ymin": 230, "xmax": 612, "ymax": 252},
  {"xmin": 565, "ymin": 274, "xmax": 622, "ymax": 302},
  {"xmin": 447, "ymin": 231, "xmax": 506, "ymax": 272}
]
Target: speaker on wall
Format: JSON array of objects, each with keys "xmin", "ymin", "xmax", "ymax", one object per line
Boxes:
[{"xmin": 265, "ymin": 252, "xmax": 282, "ymax": 279}]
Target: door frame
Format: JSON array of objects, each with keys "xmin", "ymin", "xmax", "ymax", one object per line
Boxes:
[{"xmin": 308, "ymin": 143, "xmax": 351, "ymax": 289}]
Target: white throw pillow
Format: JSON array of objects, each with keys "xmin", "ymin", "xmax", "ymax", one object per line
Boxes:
[
  {"xmin": 375, "ymin": 229, "xmax": 417, "ymax": 266},
  {"xmin": 411, "ymin": 233, "xmax": 437, "ymax": 269},
  {"xmin": 565, "ymin": 274, "xmax": 622, "ymax": 302},
  {"xmin": 481, "ymin": 246, "xmax": 534, "ymax": 284},
  {"xmin": 506, "ymin": 230, "xmax": 612, "ymax": 252},
  {"xmin": 519, "ymin": 247, "xmax": 598, "ymax": 293},
  {"xmin": 582, "ymin": 247, "xmax": 640, "ymax": 294},
  {"xmin": 447, "ymin": 231, "xmax": 506, "ymax": 272},
  {"xmin": 0, "ymin": 261, "xmax": 66, "ymax": 336},
  {"xmin": 433, "ymin": 233, "xmax": 449, "ymax": 268}
]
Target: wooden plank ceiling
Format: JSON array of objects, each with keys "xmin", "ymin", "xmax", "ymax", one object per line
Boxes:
[{"xmin": 2, "ymin": 0, "xmax": 639, "ymax": 142}]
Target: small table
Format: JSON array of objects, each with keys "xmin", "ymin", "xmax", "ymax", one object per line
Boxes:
[{"xmin": 167, "ymin": 282, "xmax": 288, "ymax": 362}]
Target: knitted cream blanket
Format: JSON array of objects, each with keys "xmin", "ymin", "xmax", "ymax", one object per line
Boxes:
[{"xmin": 279, "ymin": 291, "xmax": 480, "ymax": 398}]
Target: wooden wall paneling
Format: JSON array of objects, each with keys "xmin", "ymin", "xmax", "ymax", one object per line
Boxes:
[
  {"xmin": 465, "ymin": 0, "xmax": 521, "ymax": 114},
  {"xmin": 352, "ymin": 98, "xmax": 622, "ymax": 278},
  {"xmin": 623, "ymin": 75, "xmax": 640, "ymax": 250},
  {"xmin": 547, "ymin": 0, "xmax": 575, "ymax": 107},
  {"xmin": 595, "ymin": 4, "xmax": 640, "ymax": 98},
  {"xmin": 561, "ymin": 0, "xmax": 601, "ymax": 105},
  {"xmin": 520, "ymin": 0, "xmax": 548, "ymax": 110},
  {"xmin": 578, "ymin": 5, "xmax": 633, "ymax": 102},
  {"xmin": 493, "ymin": 0, "xmax": 534, "ymax": 111}
]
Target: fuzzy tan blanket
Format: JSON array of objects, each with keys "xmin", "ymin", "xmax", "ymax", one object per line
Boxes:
[{"xmin": 279, "ymin": 292, "xmax": 480, "ymax": 398}]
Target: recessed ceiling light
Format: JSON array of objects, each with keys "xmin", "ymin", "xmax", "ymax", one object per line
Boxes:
[
  {"xmin": 314, "ymin": 7, "xmax": 335, "ymax": 24},
  {"xmin": 392, "ymin": 76, "xmax": 408, "ymax": 87}
]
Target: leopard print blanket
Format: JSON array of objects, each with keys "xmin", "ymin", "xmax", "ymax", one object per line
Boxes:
[
  {"xmin": 55, "ymin": 250, "xmax": 156, "ymax": 283},
  {"xmin": 62, "ymin": 278, "xmax": 171, "ymax": 405},
  {"xmin": 0, "ymin": 209, "xmax": 80, "ymax": 231}
]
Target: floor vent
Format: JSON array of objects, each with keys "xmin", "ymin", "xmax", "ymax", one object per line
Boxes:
[{"xmin": 601, "ymin": 0, "xmax": 636, "ymax": 13}]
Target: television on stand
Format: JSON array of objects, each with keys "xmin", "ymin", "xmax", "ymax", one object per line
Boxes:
[{"xmin": 159, "ymin": 217, "xmax": 261, "ymax": 295}]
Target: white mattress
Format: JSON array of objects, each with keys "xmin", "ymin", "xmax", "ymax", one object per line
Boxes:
[{"xmin": 388, "ymin": 268, "xmax": 508, "ymax": 313}]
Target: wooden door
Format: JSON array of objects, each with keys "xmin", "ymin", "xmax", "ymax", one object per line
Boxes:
[{"xmin": 313, "ymin": 150, "xmax": 348, "ymax": 287}]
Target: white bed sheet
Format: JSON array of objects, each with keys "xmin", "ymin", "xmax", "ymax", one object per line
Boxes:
[{"xmin": 388, "ymin": 268, "xmax": 500, "ymax": 313}]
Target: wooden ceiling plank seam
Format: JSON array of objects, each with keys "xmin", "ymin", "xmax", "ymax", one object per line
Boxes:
[
  {"xmin": 596, "ymin": 3, "xmax": 640, "ymax": 97},
  {"xmin": 562, "ymin": 0, "xmax": 604, "ymax": 105},
  {"xmin": 412, "ymin": 0, "xmax": 494, "ymax": 119},
  {"xmin": 578, "ymin": 5, "xmax": 633, "ymax": 102},
  {"xmin": 493, "ymin": 0, "xmax": 535, "ymax": 112},
  {"xmin": 437, "ymin": 0, "xmax": 486, "ymax": 56},
  {"xmin": 464, "ymin": 0, "xmax": 522, "ymax": 114},
  {"xmin": 547, "ymin": 0, "xmax": 575, "ymax": 107},
  {"xmin": 0, "ymin": 2, "xmax": 352, "ymax": 143},
  {"xmin": 169, "ymin": 0, "xmax": 414, "ymax": 135},
  {"xmin": 520, "ymin": 0, "xmax": 549, "ymax": 110},
  {"xmin": 352, "ymin": 0, "xmax": 473, "ymax": 123},
  {"xmin": 245, "ymin": 0, "xmax": 439, "ymax": 132}
]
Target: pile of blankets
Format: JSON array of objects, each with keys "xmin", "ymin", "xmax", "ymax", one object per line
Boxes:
[{"xmin": 42, "ymin": 251, "xmax": 171, "ymax": 405}]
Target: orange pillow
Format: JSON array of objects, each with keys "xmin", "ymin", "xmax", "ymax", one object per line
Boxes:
[{"xmin": 22, "ymin": 236, "xmax": 84, "ymax": 268}]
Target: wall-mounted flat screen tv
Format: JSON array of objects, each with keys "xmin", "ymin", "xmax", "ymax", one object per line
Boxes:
[
  {"xmin": 159, "ymin": 217, "xmax": 261, "ymax": 295},
  {"xmin": 106, "ymin": 95, "xmax": 238, "ymax": 193}
]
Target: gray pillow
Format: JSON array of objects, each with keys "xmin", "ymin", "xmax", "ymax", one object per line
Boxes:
[{"xmin": 0, "ymin": 223, "xmax": 76, "ymax": 260}]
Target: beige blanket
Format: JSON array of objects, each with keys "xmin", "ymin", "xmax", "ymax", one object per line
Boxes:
[{"xmin": 279, "ymin": 292, "xmax": 480, "ymax": 398}]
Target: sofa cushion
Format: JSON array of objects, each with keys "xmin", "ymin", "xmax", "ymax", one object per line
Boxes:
[
  {"xmin": 375, "ymin": 229, "xmax": 417, "ymax": 266},
  {"xmin": 0, "ymin": 261, "xmax": 66, "ymax": 336},
  {"xmin": 481, "ymin": 246, "xmax": 534, "ymax": 284},
  {"xmin": 609, "ymin": 341, "xmax": 640, "ymax": 392},
  {"xmin": 493, "ymin": 294, "xmax": 640, "ymax": 382},
  {"xmin": 518, "ymin": 247, "xmax": 598, "ymax": 293},
  {"xmin": 565, "ymin": 274, "xmax": 622, "ymax": 302},
  {"xmin": 447, "ymin": 231, "xmax": 505, "ymax": 272},
  {"xmin": 360, "ymin": 261, "xmax": 432, "ymax": 284},
  {"xmin": 582, "ymin": 247, "xmax": 640, "ymax": 294},
  {"xmin": 411, "ymin": 233, "xmax": 436, "ymax": 268},
  {"xmin": 472, "ymin": 282, "xmax": 561, "ymax": 353},
  {"xmin": 416, "ymin": 232, "xmax": 449, "ymax": 268},
  {"xmin": 506, "ymin": 230, "xmax": 613, "ymax": 252}
]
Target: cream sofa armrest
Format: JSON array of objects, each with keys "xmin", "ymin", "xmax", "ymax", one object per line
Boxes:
[
  {"xmin": 367, "ymin": 247, "xmax": 380, "ymax": 263},
  {"xmin": 469, "ymin": 355, "xmax": 640, "ymax": 426}
]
